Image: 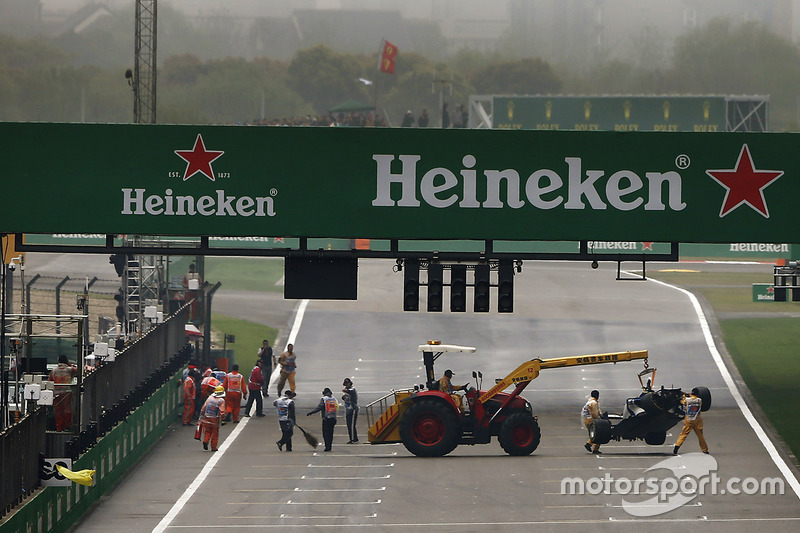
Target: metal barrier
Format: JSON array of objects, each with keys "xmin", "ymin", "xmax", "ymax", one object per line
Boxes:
[
  {"xmin": 0, "ymin": 407, "xmax": 47, "ymax": 517},
  {"xmin": 0, "ymin": 366, "xmax": 182, "ymax": 533},
  {"xmin": 81, "ymin": 305, "xmax": 189, "ymax": 430},
  {"xmin": 0, "ymin": 304, "xmax": 191, "ymax": 520}
]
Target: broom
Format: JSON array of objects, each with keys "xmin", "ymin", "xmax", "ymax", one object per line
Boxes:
[{"xmin": 294, "ymin": 424, "xmax": 319, "ymax": 448}]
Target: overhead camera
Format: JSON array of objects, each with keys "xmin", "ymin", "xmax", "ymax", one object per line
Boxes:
[
  {"xmin": 591, "ymin": 260, "xmax": 599, "ymax": 269},
  {"xmin": 7, "ymin": 263, "xmax": 14, "ymax": 272}
]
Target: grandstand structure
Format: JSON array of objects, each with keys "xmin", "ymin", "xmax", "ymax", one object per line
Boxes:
[{"xmin": 468, "ymin": 94, "xmax": 769, "ymax": 132}]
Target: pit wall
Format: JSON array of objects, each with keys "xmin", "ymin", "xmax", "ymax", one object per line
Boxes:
[{"xmin": 0, "ymin": 369, "xmax": 182, "ymax": 533}]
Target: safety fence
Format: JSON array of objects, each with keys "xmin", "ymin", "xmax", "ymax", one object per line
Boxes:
[
  {"xmin": 82, "ymin": 305, "xmax": 189, "ymax": 427},
  {"xmin": 0, "ymin": 366, "xmax": 183, "ymax": 533},
  {"xmin": 64, "ymin": 345, "xmax": 192, "ymax": 461},
  {"xmin": 0, "ymin": 304, "xmax": 190, "ymax": 522},
  {"xmin": 0, "ymin": 407, "xmax": 47, "ymax": 517}
]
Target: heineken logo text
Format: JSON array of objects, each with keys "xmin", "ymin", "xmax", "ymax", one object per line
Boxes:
[
  {"xmin": 121, "ymin": 189, "xmax": 275, "ymax": 217},
  {"xmin": 372, "ymin": 155, "xmax": 687, "ymax": 211}
]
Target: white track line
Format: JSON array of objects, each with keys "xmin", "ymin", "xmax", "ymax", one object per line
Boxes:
[
  {"xmin": 151, "ymin": 417, "xmax": 249, "ymax": 533},
  {"xmin": 162, "ymin": 517, "xmax": 800, "ymax": 528},
  {"xmin": 268, "ymin": 299, "xmax": 309, "ymax": 388},
  {"xmin": 152, "ymin": 299, "xmax": 310, "ymax": 533},
  {"xmin": 646, "ymin": 276, "xmax": 800, "ymax": 499}
]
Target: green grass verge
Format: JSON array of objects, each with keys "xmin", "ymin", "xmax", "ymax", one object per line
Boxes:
[
  {"xmin": 210, "ymin": 313, "xmax": 278, "ymax": 368},
  {"xmin": 647, "ymin": 269, "xmax": 800, "ymax": 460},
  {"xmin": 205, "ymin": 257, "xmax": 284, "ymax": 293},
  {"xmin": 694, "ymin": 286, "xmax": 792, "ymax": 313},
  {"xmin": 648, "ymin": 270, "xmax": 773, "ymax": 287},
  {"xmin": 718, "ymin": 318, "xmax": 800, "ymax": 459}
]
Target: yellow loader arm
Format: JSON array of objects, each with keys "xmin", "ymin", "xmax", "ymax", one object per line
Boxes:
[{"xmin": 478, "ymin": 350, "xmax": 648, "ymax": 404}]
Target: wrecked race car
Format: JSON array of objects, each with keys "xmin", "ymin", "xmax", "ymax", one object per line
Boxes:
[{"xmin": 589, "ymin": 366, "xmax": 711, "ymax": 447}]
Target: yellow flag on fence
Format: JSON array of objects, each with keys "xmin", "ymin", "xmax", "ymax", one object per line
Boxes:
[{"xmin": 56, "ymin": 464, "xmax": 95, "ymax": 487}]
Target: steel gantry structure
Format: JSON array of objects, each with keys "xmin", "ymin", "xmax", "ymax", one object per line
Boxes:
[{"xmin": 133, "ymin": 0, "xmax": 157, "ymax": 124}]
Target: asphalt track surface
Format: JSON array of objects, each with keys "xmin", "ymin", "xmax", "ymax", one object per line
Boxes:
[{"xmin": 32, "ymin": 255, "xmax": 800, "ymax": 532}]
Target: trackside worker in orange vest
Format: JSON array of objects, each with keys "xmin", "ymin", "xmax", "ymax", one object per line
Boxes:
[
  {"xmin": 673, "ymin": 388, "xmax": 709, "ymax": 455},
  {"xmin": 224, "ymin": 364, "xmax": 246, "ymax": 423},
  {"xmin": 200, "ymin": 385, "xmax": 227, "ymax": 451},
  {"xmin": 183, "ymin": 369, "xmax": 198, "ymax": 425},
  {"xmin": 201, "ymin": 375, "xmax": 221, "ymax": 403},
  {"xmin": 582, "ymin": 390, "xmax": 602, "ymax": 454},
  {"xmin": 49, "ymin": 355, "xmax": 78, "ymax": 432}
]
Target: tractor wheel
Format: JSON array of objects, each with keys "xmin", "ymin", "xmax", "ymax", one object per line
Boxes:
[
  {"xmin": 498, "ymin": 413, "xmax": 541, "ymax": 456},
  {"xmin": 694, "ymin": 386, "xmax": 712, "ymax": 412},
  {"xmin": 590, "ymin": 419, "xmax": 613, "ymax": 445},
  {"xmin": 399, "ymin": 399, "xmax": 460, "ymax": 457},
  {"xmin": 644, "ymin": 431, "xmax": 667, "ymax": 445}
]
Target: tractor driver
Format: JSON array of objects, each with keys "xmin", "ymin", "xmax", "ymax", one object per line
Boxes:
[{"xmin": 439, "ymin": 369, "xmax": 468, "ymax": 410}]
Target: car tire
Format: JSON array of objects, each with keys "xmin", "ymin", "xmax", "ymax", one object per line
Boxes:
[
  {"xmin": 399, "ymin": 399, "xmax": 460, "ymax": 457},
  {"xmin": 644, "ymin": 431, "xmax": 667, "ymax": 445},
  {"xmin": 694, "ymin": 386, "xmax": 712, "ymax": 412},
  {"xmin": 498, "ymin": 412, "xmax": 541, "ymax": 456},
  {"xmin": 590, "ymin": 419, "xmax": 613, "ymax": 445}
]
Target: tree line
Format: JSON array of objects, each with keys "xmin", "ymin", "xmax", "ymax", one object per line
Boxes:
[{"xmin": 1, "ymin": 17, "xmax": 799, "ymax": 130}]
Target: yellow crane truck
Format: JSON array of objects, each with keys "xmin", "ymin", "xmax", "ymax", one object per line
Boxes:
[{"xmin": 366, "ymin": 341, "xmax": 649, "ymax": 457}]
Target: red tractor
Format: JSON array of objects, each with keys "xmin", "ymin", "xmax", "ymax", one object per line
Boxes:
[{"xmin": 366, "ymin": 341, "xmax": 649, "ymax": 457}]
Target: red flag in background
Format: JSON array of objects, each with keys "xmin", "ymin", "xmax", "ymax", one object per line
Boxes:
[{"xmin": 379, "ymin": 39, "xmax": 398, "ymax": 74}]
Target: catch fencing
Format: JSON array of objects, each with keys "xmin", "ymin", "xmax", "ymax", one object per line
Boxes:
[
  {"xmin": 0, "ymin": 304, "xmax": 190, "ymax": 520},
  {"xmin": 0, "ymin": 407, "xmax": 47, "ymax": 517}
]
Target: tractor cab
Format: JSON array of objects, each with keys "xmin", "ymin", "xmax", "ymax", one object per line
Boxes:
[{"xmin": 418, "ymin": 340, "xmax": 477, "ymax": 391}]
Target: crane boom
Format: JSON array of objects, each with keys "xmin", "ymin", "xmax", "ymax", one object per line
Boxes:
[{"xmin": 478, "ymin": 350, "xmax": 648, "ymax": 404}]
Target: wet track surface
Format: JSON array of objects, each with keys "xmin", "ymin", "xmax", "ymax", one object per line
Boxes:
[{"xmin": 32, "ymin": 256, "xmax": 799, "ymax": 532}]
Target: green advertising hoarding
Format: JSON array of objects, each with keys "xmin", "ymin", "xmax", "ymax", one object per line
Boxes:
[
  {"xmin": 1, "ymin": 122, "xmax": 797, "ymax": 244},
  {"xmin": 493, "ymin": 96, "xmax": 726, "ymax": 132}
]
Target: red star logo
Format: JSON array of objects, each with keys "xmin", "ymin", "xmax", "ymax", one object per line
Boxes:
[
  {"xmin": 706, "ymin": 144, "xmax": 783, "ymax": 218},
  {"xmin": 641, "ymin": 242, "xmax": 654, "ymax": 251},
  {"xmin": 174, "ymin": 134, "xmax": 224, "ymax": 181}
]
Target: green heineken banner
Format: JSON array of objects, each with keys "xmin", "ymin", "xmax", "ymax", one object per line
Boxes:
[
  {"xmin": 493, "ymin": 96, "xmax": 727, "ymax": 132},
  {"xmin": 1, "ymin": 122, "xmax": 797, "ymax": 243}
]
